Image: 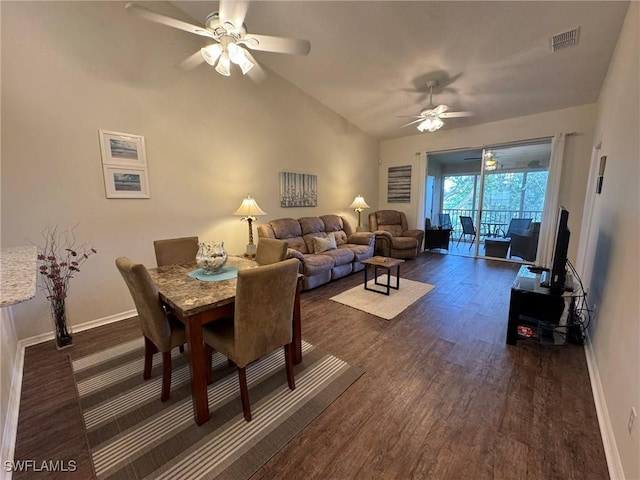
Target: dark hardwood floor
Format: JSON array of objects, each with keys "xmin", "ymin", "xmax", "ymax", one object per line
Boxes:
[{"xmin": 13, "ymin": 253, "xmax": 608, "ymax": 479}]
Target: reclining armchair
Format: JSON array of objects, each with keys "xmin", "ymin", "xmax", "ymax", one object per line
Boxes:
[{"xmin": 369, "ymin": 210, "xmax": 424, "ymax": 259}]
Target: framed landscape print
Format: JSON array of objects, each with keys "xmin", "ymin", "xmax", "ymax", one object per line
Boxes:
[
  {"xmin": 103, "ymin": 166, "xmax": 150, "ymax": 199},
  {"xmin": 99, "ymin": 130, "xmax": 150, "ymax": 198},
  {"xmin": 280, "ymin": 171, "xmax": 317, "ymax": 207},
  {"xmin": 99, "ymin": 130, "xmax": 146, "ymax": 166}
]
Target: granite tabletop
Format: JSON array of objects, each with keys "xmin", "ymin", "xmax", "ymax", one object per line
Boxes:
[
  {"xmin": 1, "ymin": 245, "xmax": 38, "ymax": 307},
  {"xmin": 148, "ymin": 256, "xmax": 257, "ymax": 317}
]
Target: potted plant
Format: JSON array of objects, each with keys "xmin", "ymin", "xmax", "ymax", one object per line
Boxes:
[{"xmin": 36, "ymin": 225, "xmax": 97, "ymax": 349}]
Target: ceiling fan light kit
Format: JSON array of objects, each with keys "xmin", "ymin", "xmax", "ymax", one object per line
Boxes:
[
  {"xmin": 402, "ymin": 79, "xmax": 473, "ymax": 133},
  {"xmin": 125, "ymin": 1, "xmax": 310, "ymax": 81}
]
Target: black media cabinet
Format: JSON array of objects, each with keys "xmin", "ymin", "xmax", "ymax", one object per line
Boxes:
[{"xmin": 507, "ymin": 265, "xmax": 576, "ymax": 346}]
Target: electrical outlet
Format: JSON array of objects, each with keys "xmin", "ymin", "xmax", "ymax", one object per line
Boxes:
[{"xmin": 628, "ymin": 407, "xmax": 637, "ymax": 435}]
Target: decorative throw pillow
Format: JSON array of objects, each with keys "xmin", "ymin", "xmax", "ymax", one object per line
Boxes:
[{"xmin": 313, "ymin": 233, "xmax": 337, "ymax": 254}]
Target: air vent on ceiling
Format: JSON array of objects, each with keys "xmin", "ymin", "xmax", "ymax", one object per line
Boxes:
[{"xmin": 551, "ymin": 27, "xmax": 580, "ymax": 52}]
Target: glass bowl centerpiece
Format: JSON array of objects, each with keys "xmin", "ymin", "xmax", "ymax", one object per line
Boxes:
[{"xmin": 196, "ymin": 241, "xmax": 228, "ymax": 274}]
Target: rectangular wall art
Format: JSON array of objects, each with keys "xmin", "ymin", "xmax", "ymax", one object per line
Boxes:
[
  {"xmin": 99, "ymin": 130, "xmax": 150, "ymax": 198},
  {"xmin": 280, "ymin": 172, "xmax": 317, "ymax": 207},
  {"xmin": 387, "ymin": 165, "xmax": 411, "ymax": 203}
]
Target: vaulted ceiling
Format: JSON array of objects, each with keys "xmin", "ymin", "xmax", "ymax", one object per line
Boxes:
[{"xmin": 172, "ymin": 1, "xmax": 629, "ymax": 140}]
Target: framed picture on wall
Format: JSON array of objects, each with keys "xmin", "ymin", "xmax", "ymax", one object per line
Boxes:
[
  {"xmin": 99, "ymin": 130, "xmax": 146, "ymax": 166},
  {"xmin": 388, "ymin": 165, "xmax": 411, "ymax": 203},
  {"xmin": 280, "ymin": 171, "xmax": 317, "ymax": 207},
  {"xmin": 99, "ymin": 130, "xmax": 149, "ymax": 199},
  {"xmin": 103, "ymin": 166, "xmax": 150, "ymax": 199}
]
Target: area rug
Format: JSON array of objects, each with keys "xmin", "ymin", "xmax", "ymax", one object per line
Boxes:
[
  {"xmin": 330, "ymin": 278, "xmax": 434, "ymax": 320},
  {"xmin": 71, "ymin": 338, "xmax": 363, "ymax": 480}
]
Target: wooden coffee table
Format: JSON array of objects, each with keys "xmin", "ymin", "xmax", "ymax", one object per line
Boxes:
[{"xmin": 361, "ymin": 256, "xmax": 405, "ymax": 295}]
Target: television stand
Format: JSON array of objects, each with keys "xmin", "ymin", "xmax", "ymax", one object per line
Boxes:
[{"xmin": 507, "ymin": 265, "xmax": 576, "ymax": 346}]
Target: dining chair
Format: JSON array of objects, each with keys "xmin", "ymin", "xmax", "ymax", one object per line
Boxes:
[
  {"xmin": 203, "ymin": 258, "xmax": 300, "ymax": 421},
  {"xmin": 457, "ymin": 216, "xmax": 477, "ymax": 250},
  {"xmin": 255, "ymin": 238, "xmax": 288, "ymax": 265},
  {"xmin": 153, "ymin": 236, "xmax": 199, "ymax": 267},
  {"xmin": 115, "ymin": 257, "xmax": 187, "ymax": 402}
]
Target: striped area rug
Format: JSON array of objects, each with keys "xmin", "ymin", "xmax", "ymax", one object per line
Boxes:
[{"xmin": 72, "ymin": 339, "xmax": 363, "ymax": 480}]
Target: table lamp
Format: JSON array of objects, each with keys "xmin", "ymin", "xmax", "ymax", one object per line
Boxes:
[
  {"xmin": 233, "ymin": 195, "xmax": 266, "ymax": 258},
  {"xmin": 348, "ymin": 195, "xmax": 370, "ymax": 230}
]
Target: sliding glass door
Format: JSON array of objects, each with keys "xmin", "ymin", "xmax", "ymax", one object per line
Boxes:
[{"xmin": 476, "ymin": 141, "xmax": 551, "ymax": 261}]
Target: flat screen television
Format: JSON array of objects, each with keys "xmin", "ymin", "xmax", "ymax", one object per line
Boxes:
[{"xmin": 541, "ymin": 206, "xmax": 570, "ymax": 293}]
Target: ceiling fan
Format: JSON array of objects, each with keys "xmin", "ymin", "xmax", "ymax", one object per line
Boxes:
[
  {"xmin": 401, "ymin": 80, "xmax": 473, "ymax": 132},
  {"xmin": 125, "ymin": 1, "xmax": 311, "ymax": 81}
]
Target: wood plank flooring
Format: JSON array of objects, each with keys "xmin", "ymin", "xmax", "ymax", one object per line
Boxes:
[{"xmin": 12, "ymin": 253, "xmax": 609, "ymax": 479}]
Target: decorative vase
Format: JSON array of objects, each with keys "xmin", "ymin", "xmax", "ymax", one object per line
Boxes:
[
  {"xmin": 50, "ymin": 298, "xmax": 73, "ymax": 350},
  {"xmin": 196, "ymin": 241, "xmax": 228, "ymax": 274}
]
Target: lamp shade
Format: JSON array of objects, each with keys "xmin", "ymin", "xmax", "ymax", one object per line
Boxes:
[
  {"xmin": 233, "ymin": 195, "xmax": 266, "ymax": 218},
  {"xmin": 348, "ymin": 195, "xmax": 370, "ymax": 212}
]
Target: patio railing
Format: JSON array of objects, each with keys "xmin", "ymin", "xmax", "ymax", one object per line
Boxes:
[{"xmin": 439, "ymin": 208, "xmax": 543, "ymax": 238}]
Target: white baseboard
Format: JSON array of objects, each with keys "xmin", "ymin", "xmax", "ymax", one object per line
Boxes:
[
  {"xmin": 583, "ymin": 330, "xmax": 625, "ymax": 480},
  {"xmin": 1, "ymin": 309, "xmax": 136, "ymax": 477},
  {"xmin": 19, "ymin": 309, "xmax": 136, "ymax": 348}
]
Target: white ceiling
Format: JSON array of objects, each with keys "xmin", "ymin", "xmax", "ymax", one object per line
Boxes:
[{"xmin": 172, "ymin": 1, "xmax": 629, "ymax": 140}]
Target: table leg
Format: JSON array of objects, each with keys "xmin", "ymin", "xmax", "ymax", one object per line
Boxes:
[
  {"xmin": 293, "ymin": 277, "xmax": 302, "ymax": 365},
  {"xmin": 185, "ymin": 315, "xmax": 209, "ymax": 425}
]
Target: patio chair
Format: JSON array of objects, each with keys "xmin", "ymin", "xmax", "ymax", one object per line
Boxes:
[
  {"xmin": 504, "ymin": 218, "xmax": 533, "ymax": 238},
  {"xmin": 438, "ymin": 213, "xmax": 453, "ymax": 230},
  {"xmin": 457, "ymin": 216, "xmax": 476, "ymax": 250}
]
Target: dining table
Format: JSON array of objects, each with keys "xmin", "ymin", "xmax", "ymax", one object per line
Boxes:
[{"xmin": 148, "ymin": 256, "xmax": 303, "ymax": 425}]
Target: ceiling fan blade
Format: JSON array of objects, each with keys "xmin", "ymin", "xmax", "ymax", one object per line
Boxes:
[
  {"xmin": 243, "ymin": 51, "xmax": 267, "ymax": 83},
  {"xmin": 178, "ymin": 50, "xmax": 206, "ymax": 71},
  {"xmin": 219, "ymin": 0, "xmax": 249, "ymax": 32},
  {"xmin": 125, "ymin": 3, "xmax": 214, "ymax": 38},
  {"xmin": 434, "ymin": 104, "xmax": 449, "ymax": 115},
  {"xmin": 401, "ymin": 118, "xmax": 425, "ymax": 128},
  {"xmin": 440, "ymin": 111, "xmax": 474, "ymax": 118},
  {"xmin": 241, "ymin": 34, "xmax": 311, "ymax": 55}
]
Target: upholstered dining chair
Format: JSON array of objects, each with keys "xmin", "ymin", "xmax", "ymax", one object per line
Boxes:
[
  {"xmin": 203, "ymin": 258, "xmax": 300, "ymax": 422},
  {"xmin": 153, "ymin": 236, "xmax": 199, "ymax": 267},
  {"xmin": 115, "ymin": 257, "xmax": 187, "ymax": 402},
  {"xmin": 255, "ymin": 238, "xmax": 288, "ymax": 265}
]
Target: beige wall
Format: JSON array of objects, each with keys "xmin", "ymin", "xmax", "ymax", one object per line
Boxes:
[
  {"xmin": 0, "ymin": 1, "xmax": 379, "ymax": 339},
  {"xmin": 586, "ymin": 3, "xmax": 639, "ymax": 478},
  {"xmin": 379, "ymin": 104, "xmax": 598, "ymax": 262}
]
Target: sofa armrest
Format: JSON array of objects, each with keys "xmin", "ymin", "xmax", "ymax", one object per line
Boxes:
[
  {"xmin": 347, "ymin": 231, "xmax": 374, "ymax": 246},
  {"xmin": 286, "ymin": 248, "xmax": 306, "ymax": 273}
]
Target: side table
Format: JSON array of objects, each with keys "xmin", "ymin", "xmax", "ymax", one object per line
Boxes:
[{"xmin": 361, "ymin": 256, "xmax": 404, "ymax": 295}]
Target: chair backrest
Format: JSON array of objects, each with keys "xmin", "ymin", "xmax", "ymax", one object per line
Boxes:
[
  {"xmin": 233, "ymin": 258, "xmax": 299, "ymax": 365},
  {"xmin": 460, "ymin": 216, "xmax": 476, "ymax": 234},
  {"xmin": 115, "ymin": 257, "xmax": 172, "ymax": 351},
  {"xmin": 153, "ymin": 236, "xmax": 199, "ymax": 267},
  {"xmin": 438, "ymin": 213, "xmax": 453, "ymax": 230},
  {"xmin": 506, "ymin": 218, "xmax": 533, "ymax": 237},
  {"xmin": 368, "ymin": 210, "xmax": 409, "ymax": 237},
  {"xmin": 255, "ymin": 238, "xmax": 288, "ymax": 265}
]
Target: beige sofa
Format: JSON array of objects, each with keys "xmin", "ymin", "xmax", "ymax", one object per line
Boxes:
[{"xmin": 257, "ymin": 214, "xmax": 375, "ymax": 290}]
